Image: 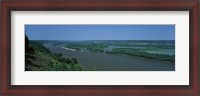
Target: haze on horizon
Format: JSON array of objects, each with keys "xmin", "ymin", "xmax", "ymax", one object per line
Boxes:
[{"xmin": 25, "ymin": 25, "xmax": 175, "ymax": 40}]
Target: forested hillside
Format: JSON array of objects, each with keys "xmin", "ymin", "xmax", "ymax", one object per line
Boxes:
[{"xmin": 25, "ymin": 35, "xmax": 83, "ymax": 71}]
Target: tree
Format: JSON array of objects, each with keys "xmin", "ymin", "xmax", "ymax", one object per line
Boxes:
[{"xmin": 25, "ymin": 34, "xmax": 29, "ymax": 50}]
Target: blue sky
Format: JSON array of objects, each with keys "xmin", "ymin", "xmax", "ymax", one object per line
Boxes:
[{"xmin": 25, "ymin": 25, "xmax": 175, "ymax": 40}]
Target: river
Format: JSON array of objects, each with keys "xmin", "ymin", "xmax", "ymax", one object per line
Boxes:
[{"xmin": 44, "ymin": 43, "xmax": 175, "ymax": 71}]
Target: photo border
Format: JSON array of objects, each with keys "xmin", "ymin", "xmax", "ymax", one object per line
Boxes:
[{"xmin": 1, "ymin": 0, "xmax": 199, "ymax": 95}]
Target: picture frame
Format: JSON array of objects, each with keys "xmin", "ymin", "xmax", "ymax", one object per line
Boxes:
[{"xmin": 0, "ymin": 0, "xmax": 199, "ymax": 95}]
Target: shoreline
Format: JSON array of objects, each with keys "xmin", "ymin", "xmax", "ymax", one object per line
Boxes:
[{"xmin": 61, "ymin": 47, "xmax": 76, "ymax": 51}]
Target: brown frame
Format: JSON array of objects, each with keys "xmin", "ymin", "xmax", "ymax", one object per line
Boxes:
[{"xmin": 0, "ymin": 0, "xmax": 199, "ymax": 96}]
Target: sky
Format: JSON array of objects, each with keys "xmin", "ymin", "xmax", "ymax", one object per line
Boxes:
[{"xmin": 25, "ymin": 25, "xmax": 175, "ymax": 40}]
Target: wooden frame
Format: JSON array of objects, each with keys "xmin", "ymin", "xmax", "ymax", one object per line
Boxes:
[{"xmin": 0, "ymin": 0, "xmax": 199, "ymax": 95}]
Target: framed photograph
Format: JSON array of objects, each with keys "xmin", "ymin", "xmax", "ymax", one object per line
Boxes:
[{"xmin": 1, "ymin": 0, "xmax": 199, "ymax": 95}]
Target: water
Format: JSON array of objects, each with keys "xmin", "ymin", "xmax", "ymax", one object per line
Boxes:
[{"xmin": 44, "ymin": 43, "xmax": 175, "ymax": 71}]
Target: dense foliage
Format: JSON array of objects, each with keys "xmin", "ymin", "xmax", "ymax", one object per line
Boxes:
[
  {"xmin": 25, "ymin": 36, "xmax": 83, "ymax": 71},
  {"xmin": 64, "ymin": 42, "xmax": 108, "ymax": 53},
  {"xmin": 106, "ymin": 48, "xmax": 175, "ymax": 62},
  {"xmin": 86, "ymin": 43, "xmax": 107, "ymax": 53}
]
